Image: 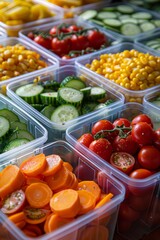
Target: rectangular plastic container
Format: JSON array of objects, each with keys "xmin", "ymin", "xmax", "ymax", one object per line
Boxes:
[
  {"xmin": 0, "ymin": 0, "xmax": 63, "ymax": 37},
  {"xmin": 7, "ymin": 65, "xmax": 124, "ymax": 142},
  {"xmin": 0, "ymin": 37, "xmax": 59, "ymax": 95},
  {"xmin": 75, "ymin": 42, "xmax": 160, "ymax": 103},
  {"xmin": 77, "ymin": 2, "xmax": 160, "ymax": 42},
  {"xmin": 143, "ymin": 86, "xmax": 160, "ymax": 113},
  {"xmin": 66, "ymin": 102, "xmax": 160, "ymax": 240},
  {"xmin": 19, "ymin": 17, "xmax": 117, "ymax": 66},
  {"xmin": 0, "ymin": 93, "xmax": 48, "ymax": 164},
  {"xmin": 0, "ymin": 27, "xmax": 7, "ymax": 38},
  {"xmin": 0, "ymin": 140, "xmax": 125, "ymax": 240}
]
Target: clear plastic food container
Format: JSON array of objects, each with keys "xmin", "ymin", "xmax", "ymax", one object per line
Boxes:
[
  {"xmin": 0, "ymin": 27, "xmax": 7, "ymax": 38},
  {"xmin": 19, "ymin": 17, "xmax": 117, "ymax": 66},
  {"xmin": 143, "ymin": 86, "xmax": 160, "ymax": 113},
  {"xmin": 75, "ymin": 42, "xmax": 160, "ymax": 103},
  {"xmin": 77, "ymin": 2, "xmax": 160, "ymax": 42},
  {"xmin": 0, "ymin": 94, "xmax": 48, "ymax": 164},
  {"xmin": 0, "ymin": 140, "xmax": 125, "ymax": 240},
  {"xmin": 0, "ymin": 0, "xmax": 63, "ymax": 37},
  {"xmin": 66, "ymin": 102, "xmax": 160, "ymax": 240},
  {"xmin": 7, "ymin": 65, "xmax": 124, "ymax": 142},
  {"xmin": 0, "ymin": 37, "xmax": 59, "ymax": 95}
]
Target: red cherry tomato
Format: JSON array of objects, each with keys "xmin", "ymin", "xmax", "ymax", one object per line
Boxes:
[
  {"xmin": 138, "ymin": 145, "xmax": 160, "ymax": 170},
  {"xmin": 131, "ymin": 114, "xmax": 153, "ymax": 128},
  {"xmin": 70, "ymin": 34, "xmax": 89, "ymax": 51},
  {"xmin": 27, "ymin": 32, "xmax": 35, "ymax": 40},
  {"xmin": 89, "ymin": 138, "xmax": 112, "ymax": 162},
  {"xmin": 87, "ymin": 30, "xmax": 107, "ymax": 49},
  {"xmin": 34, "ymin": 35, "xmax": 51, "ymax": 49},
  {"xmin": 51, "ymin": 37, "xmax": 71, "ymax": 56},
  {"xmin": 77, "ymin": 133, "xmax": 94, "ymax": 148},
  {"xmin": 129, "ymin": 168, "xmax": 153, "ymax": 179},
  {"xmin": 1, "ymin": 189, "xmax": 25, "ymax": 214},
  {"xmin": 110, "ymin": 152, "xmax": 135, "ymax": 174},
  {"xmin": 118, "ymin": 202, "xmax": 140, "ymax": 222},
  {"xmin": 153, "ymin": 128, "xmax": 160, "ymax": 150},
  {"xmin": 113, "ymin": 118, "xmax": 131, "ymax": 128},
  {"xmin": 67, "ymin": 25, "xmax": 82, "ymax": 32},
  {"xmin": 127, "ymin": 194, "xmax": 151, "ymax": 212},
  {"xmin": 61, "ymin": 55, "xmax": 71, "ymax": 60},
  {"xmin": 131, "ymin": 122, "xmax": 154, "ymax": 146},
  {"xmin": 49, "ymin": 26, "xmax": 69, "ymax": 35}
]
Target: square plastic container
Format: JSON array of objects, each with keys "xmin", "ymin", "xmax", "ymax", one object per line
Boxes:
[
  {"xmin": 19, "ymin": 17, "xmax": 117, "ymax": 66},
  {"xmin": 0, "ymin": 93, "xmax": 48, "ymax": 164},
  {"xmin": 0, "ymin": 27, "xmax": 7, "ymax": 38},
  {"xmin": 0, "ymin": 37, "xmax": 59, "ymax": 95},
  {"xmin": 0, "ymin": 0, "xmax": 63, "ymax": 37},
  {"xmin": 7, "ymin": 65, "xmax": 124, "ymax": 142},
  {"xmin": 0, "ymin": 140, "xmax": 125, "ymax": 240},
  {"xmin": 77, "ymin": 2, "xmax": 160, "ymax": 42},
  {"xmin": 66, "ymin": 102, "xmax": 160, "ymax": 240},
  {"xmin": 143, "ymin": 86, "xmax": 160, "ymax": 113},
  {"xmin": 75, "ymin": 42, "xmax": 160, "ymax": 103}
]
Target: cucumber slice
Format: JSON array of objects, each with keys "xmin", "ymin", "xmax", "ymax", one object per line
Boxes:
[
  {"xmin": 10, "ymin": 121, "xmax": 27, "ymax": 131},
  {"xmin": 60, "ymin": 76, "xmax": 86, "ymax": 90},
  {"xmin": 103, "ymin": 19, "xmax": 121, "ymax": 28},
  {"xmin": 152, "ymin": 20, "xmax": 160, "ymax": 28},
  {"xmin": 146, "ymin": 40, "xmax": 160, "ymax": 47},
  {"xmin": 118, "ymin": 15, "xmax": 130, "ymax": 20},
  {"xmin": 40, "ymin": 92, "xmax": 58, "ymax": 105},
  {"xmin": 80, "ymin": 87, "xmax": 91, "ymax": 99},
  {"xmin": 121, "ymin": 18, "xmax": 138, "ymax": 24},
  {"xmin": 102, "ymin": 7, "xmax": 117, "ymax": 12},
  {"xmin": 151, "ymin": 100, "xmax": 160, "ymax": 107},
  {"xmin": 0, "ymin": 109, "xmax": 19, "ymax": 123},
  {"xmin": 41, "ymin": 105, "xmax": 55, "ymax": 119},
  {"xmin": 3, "ymin": 138, "xmax": 30, "ymax": 152},
  {"xmin": 97, "ymin": 11, "xmax": 118, "ymax": 19},
  {"xmin": 50, "ymin": 104, "xmax": 79, "ymax": 124},
  {"xmin": 90, "ymin": 87, "xmax": 106, "ymax": 101},
  {"xmin": 16, "ymin": 83, "xmax": 44, "ymax": 104},
  {"xmin": 117, "ymin": 5, "xmax": 134, "ymax": 14},
  {"xmin": 0, "ymin": 116, "xmax": 10, "ymax": 138},
  {"xmin": 81, "ymin": 103, "xmax": 98, "ymax": 115},
  {"xmin": 9, "ymin": 130, "xmax": 34, "ymax": 142},
  {"xmin": 121, "ymin": 23, "xmax": 141, "ymax": 36},
  {"xmin": 140, "ymin": 22, "xmax": 156, "ymax": 32},
  {"xmin": 79, "ymin": 10, "xmax": 97, "ymax": 20},
  {"xmin": 89, "ymin": 19, "xmax": 105, "ymax": 27},
  {"xmin": 132, "ymin": 12, "xmax": 152, "ymax": 20},
  {"xmin": 58, "ymin": 87, "xmax": 84, "ymax": 107},
  {"xmin": 30, "ymin": 104, "xmax": 45, "ymax": 111},
  {"xmin": 41, "ymin": 80, "xmax": 60, "ymax": 91}
]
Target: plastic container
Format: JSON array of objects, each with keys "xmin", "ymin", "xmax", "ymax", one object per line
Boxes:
[
  {"xmin": 7, "ymin": 65, "xmax": 124, "ymax": 142},
  {"xmin": 66, "ymin": 102, "xmax": 160, "ymax": 240},
  {"xmin": 0, "ymin": 27, "xmax": 7, "ymax": 38},
  {"xmin": 143, "ymin": 86, "xmax": 160, "ymax": 113},
  {"xmin": 0, "ymin": 0, "xmax": 63, "ymax": 37},
  {"xmin": 77, "ymin": 2, "xmax": 160, "ymax": 42},
  {"xmin": 19, "ymin": 17, "xmax": 117, "ymax": 66},
  {"xmin": 75, "ymin": 42, "xmax": 160, "ymax": 103},
  {"xmin": 123, "ymin": 0, "xmax": 160, "ymax": 14},
  {"xmin": 0, "ymin": 37, "xmax": 59, "ymax": 95},
  {"xmin": 0, "ymin": 140, "xmax": 125, "ymax": 240},
  {"xmin": 0, "ymin": 93, "xmax": 48, "ymax": 164}
]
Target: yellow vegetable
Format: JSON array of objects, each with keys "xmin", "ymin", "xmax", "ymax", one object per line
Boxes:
[{"xmin": 6, "ymin": 6, "xmax": 30, "ymax": 21}]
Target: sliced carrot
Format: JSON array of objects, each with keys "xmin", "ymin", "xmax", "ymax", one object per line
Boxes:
[
  {"xmin": 63, "ymin": 162, "xmax": 73, "ymax": 172},
  {"xmin": 25, "ymin": 182, "xmax": 53, "ymax": 208},
  {"xmin": 95, "ymin": 193, "xmax": 113, "ymax": 209},
  {"xmin": 50, "ymin": 189, "xmax": 81, "ymax": 218},
  {"xmin": 9, "ymin": 211, "xmax": 25, "ymax": 224},
  {"xmin": 77, "ymin": 190, "xmax": 96, "ymax": 215},
  {"xmin": 0, "ymin": 165, "xmax": 25, "ymax": 199},
  {"xmin": 24, "ymin": 207, "xmax": 49, "ymax": 225},
  {"xmin": 15, "ymin": 220, "xmax": 26, "ymax": 229},
  {"xmin": 68, "ymin": 173, "xmax": 78, "ymax": 190},
  {"xmin": 25, "ymin": 176, "xmax": 45, "ymax": 185},
  {"xmin": 22, "ymin": 229, "xmax": 37, "ymax": 237},
  {"xmin": 79, "ymin": 225, "xmax": 109, "ymax": 240},
  {"xmin": 44, "ymin": 213, "xmax": 55, "ymax": 233},
  {"xmin": 78, "ymin": 181, "xmax": 101, "ymax": 203},
  {"xmin": 20, "ymin": 153, "xmax": 47, "ymax": 177},
  {"xmin": 47, "ymin": 214, "xmax": 73, "ymax": 233},
  {"xmin": 23, "ymin": 224, "xmax": 42, "ymax": 236},
  {"xmin": 43, "ymin": 154, "xmax": 63, "ymax": 177}
]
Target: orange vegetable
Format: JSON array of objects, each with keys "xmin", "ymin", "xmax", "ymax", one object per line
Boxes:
[
  {"xmin": 63, "ymin": 162, "xmax": 73, "ymax": 172},
  {"xmin": 22, "ymin": 229, "xmax": 37, "ymax": 237},
  {"xmin": 9, "ymin": 211, "xmax": 25, "ymax": 224},
  {"xmin": 95, "ymin": 193, "xmax": 113, "ymax": 209},
  {"xmin": 50, "ymin": 189, "xmax": 81, "ymax": 218},
  {"xmin": 80, "ymin": 225, "xmax": 109, "ymax": 240},
  {"xmin": 23, "ymin": 224, "xmax": 42, "ymax": 236},
  {"xmin": 20, "ymin": 153, "xmax": 47, "ymax": 177},
  {"xmin": 78, "ymin": 181, "xmax": 101, "ymax": 202},
  {"xmin": 68, "ymin": 173, "xmax": 78, "ymax": 190},
  {"xmin": 46, "ymin": 214, "xmax": 73, "ymax": 233},
  {"xmin": 0, "ymin": 165, "xmax": 25, "ymax": 199},
  {"xmin": 15, "ymin": 220, "xmax": 26, "ymax": 229},
  {"xmin": 43, "ymin": 154, "xmax": 63, "ymax": 177},
  {"xmin": 44, "ymin": 213, "xmax": 55, "ymax": 233},
  {"xmin": 25, "ymin": 176, "xmax": 45, "ymax": 185},
  {"xmin": 77, "ymin": 190, "xmax": 96, "ymax": 215},
  {"xmin": 25, "ymin": 182, "xmax": 53, "ymax": 208}
]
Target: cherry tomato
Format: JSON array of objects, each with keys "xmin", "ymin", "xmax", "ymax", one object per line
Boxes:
[
  {"xmin": 138, "ymin": 145, "xmax": 160, "ymax": 170},
  {"xmin": 51, "ymin": 37, "xmax": 71, "ymax": 56},
  {"xmin": 153, "ymin": 128, "xmax": 160, "ymax": 150},
  {"xmin": 127, "ymin": 194, "xmax": 151, "ymax": 212},
  {"xmin": 129, "ymin": 168, "xmax": 153, "ymax": 179},
  {"xmin": 87, "ymin": 30, "xmax": 106, "ymax": 49},
  {"xmin": 70, "ymin": 34, "xmax": 89, "ymax": 51},
  {"xmin": 113, "ymin": 118, "xmax": 131, "ymax": 128},
  {"xmin": 1, "ymin": 190, "xmax": 25, "ymax": 214},
  {"xmin": 34, "ymin": 35, "xmax": 51, "ymax": 49},
  {"xmin": 118, "ymin": 202, "xmax": 140, "ymax": 222},
  {"xmin": 131, "ymin": 114, "xmax": 153, "ymax": 128},
  {"xmin": 113, "ymin": 135, "xmax": 139, "ymax": 155},
  {"xmin": 61, "ymin": 55, "xmax": 71, "ymax": 60},
  {"xmin": 131, "ymin": 122, "xmax": 154, "ymax": 146},
  {"xmin": 78, "ymin": 133, "xmax": 94, "ymax": 148},
  {"xmin": 89, "ymin": 138, "xmax": 112, "ymax": 162},
  {"xmin": 67, "ymin": 25, "xmax": 82, "ymax": 32},
  {"xmin": 110, "ymin": 152, "xmax": 135, "ymax": 174},
  {"xmin": 49, "ymin": 26, "xmax": 69, "ymax": 35},
  {"xmin": 27, "ymin": 32, "xmax": 35, "ymax": 40}
]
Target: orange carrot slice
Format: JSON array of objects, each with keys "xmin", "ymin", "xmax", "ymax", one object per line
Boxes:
[
  {"xmin": 44, "ymin": 213, "xmax": 55, "ymax": 233},
  {"xmin": 43, "ymin": 154, "xmax": 63, "ymax": 177},
  {"xmin": 80, "ymin": 225, "xmax": 109, "ymax": 240},
  {"xmin": 95, "ymin": 193, "xmax": 113, "ymax": 209},
  {"xmin": 47, "ymin": 214, "xmax": 73, "ymax": 233},
  {"xmin": 78, "ymin": 181, "xmax": 101, "ymax": 202},
  {"xmin": 15, "ymin": 220, "xmax": 26, "ymax": 229},
  {"xmin": 77, "ymin": 190, "xmax": 96, "ymax": 215},
  {"xmin": 9, "ymin": 211, "xmax": 25, "ymax": 224},
  {"xmin": 0, "ymin": 165, "xmax": 25, "ymax": 199},
  {"xmin": 63, "ymin": 162, "xmax": 73, "ymax": 172},
  {"xmin": 22, "ymin": 229, "xmax": 37, "ymax": 237},
  {"xmin": 25, "ymin": 182, "xmax": 53, "ymax": 208},
  {"xmin": 50, "ymin": 189, "xmax": 81, "ymax": 218},
  {"xmin": 20, "ymin": 153, "xmax": 46, "ymax": 177}
]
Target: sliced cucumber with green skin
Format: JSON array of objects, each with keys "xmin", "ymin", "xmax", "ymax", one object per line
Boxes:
[
  {"xmin": 9, "ymin": 130, "xmax": 34, "ymax": 142},
  {"xmin": 140, "ymin": 22, "xmax": 156, "ymax": 32},
  {"xmin": 40, "ymin": 92, "xmax": 58, "ymax": 106},
  {"xmin": 50, "ymin": 104, "xmax": 79, "ymax": 124},
  {"xmin": 0, "ymin": 116, "xmax": 10, "ymax": 138},
  {"xmin": 90, "ymin": 87, "xmax": 106, "ymax": 101},
  {"xmin": 132, "ymin": 12, "xmax": 152, "ymax": 20},
  {"xmin": 3, "ymin": 138, "xmax": 30, "ymax": 152},
  {"xmin": 81, "ymin": 103, "xmax": 98, "ymax": 115},
  {"xmin": 30, "ymin": 104, "xmax": 46, "ymax": 111},
  {"xmin": 0, "ymin": 109, "xmax": 19, "ymax": 123},
  {"xmin": 10, "ymin": 121, "xmax": 27, "ymax": 131},
  {"xmin": 152, "ymin": 20, "xmax": 160, "ymax": 28},
  {"xmin": 41, "ymin": 105, "xmax": 55, "ymax": 119},
  {"xmin": 102, "ymin": 7, "xmax": 117, "ymax": 12},
  {"xmin": 16, "ymin": 84, "xmax": 44, "ymax": 104},
  {"xmin": 41, "ymin": 80, "xmax": 60, "ymax": 91},
  {"xmin": 121, "ymin": 23, "xmax": 141, "ymax": 36},
  {"xmin": 89, "ymin": 19, "xmax": 105, "ymax": 26},
  {"xmin": 116, "ymin": 5, "xmax": 134, "ymax": 14},
  {"xmin": 60, "ymin": 76, "xmax": 86, "ymax": 90},
  {"xmin": 97, "ymin": 11, "xmax": 118, "ymax": 19},
  {"xmin": 58, "ymin": 87, "xmax": 84, "ymax": 107},
  {"xmin": 151, "ymin": 100, "xmax": 160, "ymax": 107},
  {"xmin": 103, "ymin": 19, "xmax": 121, "ymax": 28},
  {"xmin": 80, "ymin": 87, "xmax": 91, "ymax": 99},
  {"xmin": 121, "ymin": 18, "xmax": 138, "ymax": 24},
  {"xmin": 79, "ymin": 10, "xmax": 97, "ymax": 20}
]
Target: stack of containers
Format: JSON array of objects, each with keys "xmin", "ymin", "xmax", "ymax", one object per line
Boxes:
[{"xmin": 143, "ymin": 86, "xmax": 160, "ymax": 115}]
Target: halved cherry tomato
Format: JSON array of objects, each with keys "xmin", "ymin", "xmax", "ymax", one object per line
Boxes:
[
  {"xmin": 1, "ymin": 190, "xmax": 25, "ymax": 214},
  {"xmin": 51, "ymin": 37, "xmax": 71, "ymax": 56},
  {"xmin": 70, "ymin": 34, "xmax": 89, "ymax": 51},
  {"xmin": 78, "ymin": 133, "xmax": 94, "ymax": 148},
  {"xmin": 34, "ymin": 35, "xmax": 51, "ymax": 49},
  {"xmin": 87, "ymin": 30, "xmax": 106, "ymax": 49},
  {"xmin": 110, "ymin": 152, "xmax": 135, "ymax": 174},
  {"xmin": 131, "ymin": 114, "xmax": 153, "ymax": 128}
]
